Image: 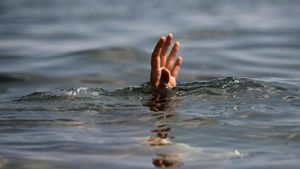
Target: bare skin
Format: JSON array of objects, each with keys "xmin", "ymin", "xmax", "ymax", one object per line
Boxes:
[{"xmin": 150, "ymin": 33, "xmax": 183, "ymax": 90}]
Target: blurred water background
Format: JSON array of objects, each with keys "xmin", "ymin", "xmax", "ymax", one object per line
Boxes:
[{"xmin": 0, "ymin": 0, "xmax": 300, "ymax": 168}]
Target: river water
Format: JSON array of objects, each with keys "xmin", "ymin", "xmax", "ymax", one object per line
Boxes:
[{"xmin": 0, "ymin": 0, "xmax": 300, "ymax": 168}]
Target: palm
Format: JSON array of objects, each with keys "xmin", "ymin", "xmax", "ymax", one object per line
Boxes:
[{"xmin": 150, "ymin": 33, "xmax": 183, "ymax": 89}]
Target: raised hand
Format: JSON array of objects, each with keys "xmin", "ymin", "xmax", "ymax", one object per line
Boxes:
[{"xmin": 150, "ymin": 33, "xmax": 183, "ymax": 90}]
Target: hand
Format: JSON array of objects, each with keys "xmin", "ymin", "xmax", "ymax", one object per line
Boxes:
[{"xmin": 150, "ymin": 33, "xmax": 183, "ymax": 90}]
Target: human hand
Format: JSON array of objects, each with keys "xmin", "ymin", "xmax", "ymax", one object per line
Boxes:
[{"xmin": 150, "ymin": 33, "xmax": 183, "ymax": 90}]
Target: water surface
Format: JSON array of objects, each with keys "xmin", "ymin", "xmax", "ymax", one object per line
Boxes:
[{"xmin": 0, "ymin": 0, "xmax": 300, "ymax": 168}]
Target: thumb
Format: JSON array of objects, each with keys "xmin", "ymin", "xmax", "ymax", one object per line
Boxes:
[
  {"xmin": 161, "ymin": 68, "xmax": 170, "ymax": 84},
  {"xmin": 158, "ymin": 68, "xmax": 170, "ymax": 89}
]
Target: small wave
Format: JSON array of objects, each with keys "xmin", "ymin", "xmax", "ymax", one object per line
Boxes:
[
  {"xmin": 6, "ymin": 77, "xmax": 298, "ymax": 111},
  {"xmin": 59, "ymin": 47, "xmax": 148, "ymax": 63},
  {"xmin": 0, "ymin": 73, "xmax": 42, "ymax": 83},
  {"xmin": 177, "ymin": 77, "xmax": 289, "ymax": 97}
]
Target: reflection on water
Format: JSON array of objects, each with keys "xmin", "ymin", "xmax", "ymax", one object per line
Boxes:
[
  {"xmin": 145, "ymin": 89, "xmax": 183, "ymax": 168},
  {"xmin": 152, "ymin": 153, "xmax": 182, "ymax": 168},
  {"xmin": 0, "ymin": 77, "xmax": 300, "ymax": 168},
  {"xmin": 1, "ymin": 0, "xmax": 300, "ymax": 168}
]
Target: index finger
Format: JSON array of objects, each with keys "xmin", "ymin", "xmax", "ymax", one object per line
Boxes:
[{"xmin": 151, "ymin": 36, "xmax": 165, "ymax": 71}]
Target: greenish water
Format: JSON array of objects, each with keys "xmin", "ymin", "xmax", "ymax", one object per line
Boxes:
[{"xmin": 1, "ymin": 0, "xmax": 300, "ymax": 168}]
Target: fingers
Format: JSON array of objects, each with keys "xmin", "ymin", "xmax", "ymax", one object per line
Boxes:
[
  {"xmin": 171, "ymin": 56, "xmax": 183, "ymax": 79},
  {"xmin": 165, "ymin": 41, "xmax": 180, "ymax": 70},
  {"xmin": 160, "ymin": 33, "xmax": 173, "ymax": 67},
  {"xmin": 151, "ymin": 37, "xmax": 165, "ymax": 71},
  {"xmin": 151, "ymin": 33, "xmax": 182, "ymax": 89},
  {"xmin": 151, "ymin": 36, "xmax": 165, "ymax": 87}
]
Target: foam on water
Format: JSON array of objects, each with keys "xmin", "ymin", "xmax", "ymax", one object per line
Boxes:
[{"xmin": 1, "ymin": 77, "xmax": 300, "ymax": 168}]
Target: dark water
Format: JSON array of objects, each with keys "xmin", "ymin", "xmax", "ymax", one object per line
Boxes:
[{"xmin": 1, "ymin": 0, "xmax": 300, "ymax": 168}]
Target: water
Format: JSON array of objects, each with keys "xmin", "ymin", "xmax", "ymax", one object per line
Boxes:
[{"xmin": 0, "ymin": 0, "xmax": 300, "ymax": 168}]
